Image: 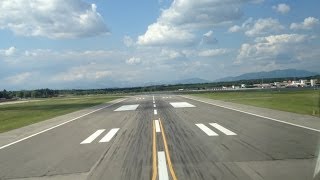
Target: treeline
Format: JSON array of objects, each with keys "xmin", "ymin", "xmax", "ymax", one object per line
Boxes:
[
  {"xmin": 1, "ymin": 75, "xmax": 319, "ymax": 100},
  {"xmin": 0, "ymin": 89, "xmax": 59, "ymax": 99}
]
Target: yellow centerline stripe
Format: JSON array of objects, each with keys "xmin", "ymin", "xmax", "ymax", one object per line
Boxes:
[
  {"xmin": 152, "ymin": 120, "xmax": 157, "ymax": 180},
  {"xmin": 159, "ymin": 119, "xmax": 178, "ymax": 180}
]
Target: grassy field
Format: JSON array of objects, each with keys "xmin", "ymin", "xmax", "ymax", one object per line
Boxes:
[
  {"xmin": 191, "ymin": 89, "xmax": 320, "ymax": 117},
  {"xmin": 0, "ymin": 95, "xmax": 122, "ymax": 133}
]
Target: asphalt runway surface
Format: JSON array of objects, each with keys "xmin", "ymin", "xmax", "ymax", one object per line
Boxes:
[{"xmin": 0, "ymin": 95, "xmax": 319, "ymax": 180}]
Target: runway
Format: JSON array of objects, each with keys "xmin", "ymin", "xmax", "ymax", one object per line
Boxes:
[{"xmin": 0, "ymin": 95, "xmax": 319, "ymax": 180}]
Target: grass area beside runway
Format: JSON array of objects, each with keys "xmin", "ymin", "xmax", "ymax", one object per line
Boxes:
[
  {"xmin": 0, "ymin": 95, "xmax": 122, "ymax": 133},
  {"xmin": 191, "ymin": 89, "xmax": 320, "ymax": 117}
]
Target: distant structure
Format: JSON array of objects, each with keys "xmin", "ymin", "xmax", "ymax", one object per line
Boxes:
[{"xmin": 311, "ymin": 79, "xmax": 317, "ymax": 87}]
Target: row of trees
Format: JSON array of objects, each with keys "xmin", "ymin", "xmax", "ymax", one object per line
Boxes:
[
  {"xmin": 0, "ymin": 89, "xmax": 59, "ymax": 99},
  {"xmin": 1, "ymin": 75, "xmax": 319, "ymax": 100}
]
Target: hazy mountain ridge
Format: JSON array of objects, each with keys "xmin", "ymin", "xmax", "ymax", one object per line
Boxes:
[{"xmin": 216, "ymin": 69, "xmax": 318, "ymax": 82}]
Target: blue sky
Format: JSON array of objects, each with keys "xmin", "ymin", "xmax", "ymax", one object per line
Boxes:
[{"xmin": 0, "ymin": 0, "xmax": 319, "ymax": 90}]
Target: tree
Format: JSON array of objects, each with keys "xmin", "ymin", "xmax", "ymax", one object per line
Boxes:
[{"xmin": 2, "ymin": 89, "xmax": 8, "ymax": 99}]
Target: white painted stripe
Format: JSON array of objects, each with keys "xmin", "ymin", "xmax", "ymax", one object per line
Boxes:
[
  {"xmin": 0, "ymin": 99, "xmax": 126, "ymax": 150},
  {"xmin": 99, "ymin": 128, "xmax": 120, "ymax": 142},
  {"xmin": 81, "ymin": 129, "xmax": 105, "ymax": 144},
  {"xmin": 154, "ymin": 109, "xmax": 158, "ymax": 115},
  {"xmin": 114, "ymin": 104, "xmax": 139, "ymax": 111},
  {"xmin": 155, "ymin": 120, "xmax": 161, "ymax": 132},
  {"xmin": 170, "ymin": 102, "xmax": 195, "ymax": 108},
  {"xmin": 158, "ymin": 151, "xmax": 169, "ymax": 180},
  {"xmin": 183, "ymin": 96, "xmax": 320, "ymax": 133},
  {"xmin": 195, "ymin": 124, "xmax": 218, "ymax": 136},
  {"xmin": 210, "ymin": 123, "xmax": 237, "ymax": 135},
  {"xmin": 154, "ymin": 104, "xmax": 156, "ymax": 108}
]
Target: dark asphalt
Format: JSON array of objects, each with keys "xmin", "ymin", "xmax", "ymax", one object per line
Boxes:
[{"xmin": 0, "ymin": 95, "xmax": 319, "ymax": 180}]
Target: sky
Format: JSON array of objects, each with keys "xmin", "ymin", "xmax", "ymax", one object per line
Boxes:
[{"xmin": 0, "ymin": 0, "xmax": 319, "ymax": 90}]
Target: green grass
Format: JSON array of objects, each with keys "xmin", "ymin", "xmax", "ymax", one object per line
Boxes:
[
  {"xmin": 0, "ymin": 95, "xmax": 122, "ymax": 133},
  {"xmin": 191, "ymin": 90, "xmax": 320, "ymax": 117}
]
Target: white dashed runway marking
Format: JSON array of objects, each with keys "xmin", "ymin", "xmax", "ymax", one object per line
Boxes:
[
  {"xmin": 170, "ymin": 102, "xmax": 195, "ymax": 108},
  {"xmin": 210, "ymin": 123, "xmax": 237, "ymax": 135},
  {"xmin": 114, "ymin": 104, "xmax": 139, "ymax": 111},
  {"xmin": 195, "ymin": 124, "xmax": 218, "ymax": 136},
  {"xmin": 81, "ymin": 128, "xmax": 120, "ymax": 144},
  {"xmin": 99, "ymin": 128, "xmax": 120, "ymax": 142},
  {"xmin": 196, "ymin": 123, "xmax": 237, "ymax": 136}
]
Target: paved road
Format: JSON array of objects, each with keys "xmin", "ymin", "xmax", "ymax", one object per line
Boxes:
[{"xmin": 0, "ymin": 95, "xmax": 319, "ymax": 180}]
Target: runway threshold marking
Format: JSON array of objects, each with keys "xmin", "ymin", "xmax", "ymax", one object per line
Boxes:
[
  {"xmin": 159, "ymin": 119, "xmax": 178, "ymax": 180},
  {"xmin": 99, "ymin": 128, "xmax": 120, "ymax": 142},
  {"xmin": 0, "ymin": 99, "xmax": 126, "ymax": 150},
  {"xmin": 183, "ymin": 96, "xmax": 320, "ymax": 133},
  {"xmin": 195, "ymin": 124, "xmax": 218, "ymax": 136},
  {"xmin": 210, "ymin": 123, "xmax": 237, "ymax": 135},
  {"xmin": 81, "ymin": 129, "xmax": 105, "ymax": 144}
]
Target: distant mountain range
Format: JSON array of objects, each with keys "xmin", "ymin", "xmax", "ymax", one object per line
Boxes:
[
  {"xmin": 143, "ymin": 78, "xmax": 210, "ymax": 86},
  {"xmin": 142, "ymin": 69, "xmax": 318, "ymax": 87},
  {"xmin": 215, "ymin": 69, "xmax": 318, "ymax": 82},
  {"xmin": 174, "ymin": 78, "xmax": 210, "ymax": 84}
]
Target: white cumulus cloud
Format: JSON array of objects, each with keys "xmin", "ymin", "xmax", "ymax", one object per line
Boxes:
[
  {"xmin": 198, "ymin": 49, "xmax": 229, "ymax": 57},
  {"xmin": 126, "ymin": 57, "xmax": 141, "ymax": 65},
  {"xmin": 53, "ymin": 66, "xmax": 112, "ymax": 81},
  {"xmin": 138, "ymin": 0, "xmax": 261, "ymax": 46},
  {"xmin": 5, "ymin": 72, "xmax": 32, "ymax": 84},
  {"xmin": 0, "ymin": 46, "xmax": 17, "ymax": 56},
  {"xmin": 200, "ymin": 30, "xmax": 218, "ymax": 45},
  {"xmin": 123, "ymin": 36, "xmax": 134, "ymax": 47},
  {"xmin": 229, "ymin": 18, "xmax": 285, "ymax": 37},
  {"xmin": 272, "ymin": 3, "xmax": 290, "ymax": 14},
  {"xmin": 0, "ymin": 0, "xmax": 109, "ymax": 39},
  {"xmin": 290, "ymin": 17, "xmax": 319, "ymax": 30},
  {"xmin": 237, "ymin": 34, "xmax": 309, "ymax": 63}
]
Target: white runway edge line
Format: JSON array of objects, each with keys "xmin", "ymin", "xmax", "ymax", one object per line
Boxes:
[
  {"xmin": 0, "ymin": 99, "xmax": 126, "ymax": 150},
  {"xmin": 154, "ymin": 109, "xmax": 158, "ymax": 115},
  {"xmin": 158, "ymin": 151, "xmax": 169, "ymax": 180},
  {"xmin": 210, "ymin": 123, "xmax": 237, "ymax": 135},
  {"xmin": 99, "ymin": 128, "xmax": 120, "ymax": 143},
  {"xmin": 183, "ymin": 96, "xmax": 320, "ymax": 133},
  {"xmin": 81, "ymin": 129, "xmax": 105, "ymax": 144},
  {"xmin": 154, "ymin": 120, "xmax": 161, "ymax": 133},
  {"xmin": 196, "ymin": 124, "xmax": 218, "ymax": 136}
]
